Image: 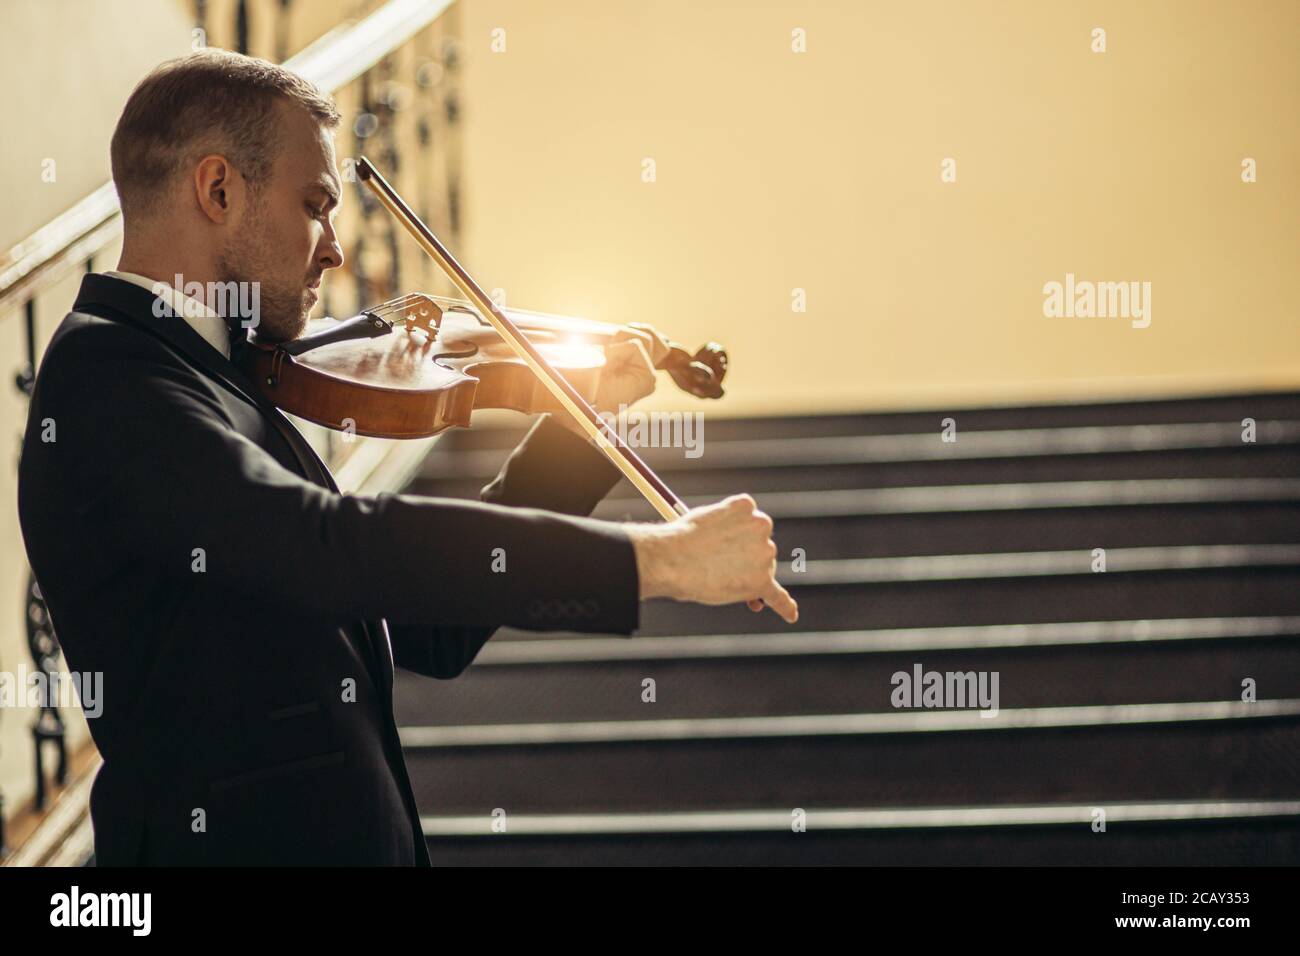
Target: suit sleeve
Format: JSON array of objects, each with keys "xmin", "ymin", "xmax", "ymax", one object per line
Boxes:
[
  {"xmin": 388, "ymin": 413, "xmax": 633, "ymax": 677},
  {"xmin": 35, "ymin": 324, "xmax": 640, "ymax": 681},
  {"xmin": 479, "ymin": 413, "xmax": 628, "ymax": 514}
]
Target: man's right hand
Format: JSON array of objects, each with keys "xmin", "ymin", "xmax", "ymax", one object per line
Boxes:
[{"xmin": 625, "ymin": 494, "xmax": 799, "ymax": 624}]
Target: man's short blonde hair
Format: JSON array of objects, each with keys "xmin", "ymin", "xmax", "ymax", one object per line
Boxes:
[{"xmin": 110, "ymin": 49, "xmax": 341, "ymax": 223}]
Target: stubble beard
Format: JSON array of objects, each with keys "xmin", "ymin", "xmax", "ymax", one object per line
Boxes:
[{"xmin": 216, "ymin": 214, "xmax": 310, "ymax": 344}]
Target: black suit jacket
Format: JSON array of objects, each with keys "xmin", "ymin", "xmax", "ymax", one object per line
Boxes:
[{"xmin": 17, "ymin": 273, "xmax": 640, "ymax": 866}]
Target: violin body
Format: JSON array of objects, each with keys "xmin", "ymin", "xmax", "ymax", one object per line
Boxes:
[{"xmin": 242, "ymin": 293, "xmax": 725, "ymax": 439}]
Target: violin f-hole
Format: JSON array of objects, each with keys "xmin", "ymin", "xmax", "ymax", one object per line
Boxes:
[{"xmin": 431, "ymin": 343, "xmax": 479, "ymax": 369}]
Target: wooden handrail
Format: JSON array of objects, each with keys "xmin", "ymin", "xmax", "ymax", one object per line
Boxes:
[{"xmin": 0, "ymin": 0, "xmax": 455, "ymax": 318}]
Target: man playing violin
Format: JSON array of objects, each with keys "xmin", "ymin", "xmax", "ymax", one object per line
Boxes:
[{"xmin": 16, "ymin": 49, "xmax": 796, "ymax": 866}]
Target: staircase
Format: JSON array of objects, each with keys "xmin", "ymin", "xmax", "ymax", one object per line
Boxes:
[{"xmin": 396, "ymin": 393, "xmax": 1300, "ymax": 865}]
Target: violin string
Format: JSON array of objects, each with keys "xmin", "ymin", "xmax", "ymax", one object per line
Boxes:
[
  {"xmin": 364, "ymin": 292, "xmax": 626, "ymax": 342},
  {"xmin": 368, "ymin": 292, "xmax": 427, "ymax": 319}
]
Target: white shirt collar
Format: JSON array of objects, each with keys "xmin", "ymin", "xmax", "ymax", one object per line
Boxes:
[{"xmin": 103, "ymin": 270, "xmax": 233, "ymax": 360}]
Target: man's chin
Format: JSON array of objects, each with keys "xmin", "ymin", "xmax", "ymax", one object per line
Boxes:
[
  {"xmin": 283, "ymin": 316, "xmax": 311, "ymax": 343},
  {"xmin": 250, "ymin": 314, "xmax": 310, "ymax": 345}
]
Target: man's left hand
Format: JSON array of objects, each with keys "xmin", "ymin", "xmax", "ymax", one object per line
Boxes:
[{"xmin": 554, "ymin": 324, "xmax": 672, "ymax": 440}]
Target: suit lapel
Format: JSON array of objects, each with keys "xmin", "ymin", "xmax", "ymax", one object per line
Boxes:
[{"xmin": 72, "ymin": 274, "xmax": 395, "ymax": 697}]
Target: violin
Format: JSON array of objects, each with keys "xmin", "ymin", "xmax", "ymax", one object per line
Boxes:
[
  {"xmin": 243, "ymin": 291, "xmax": 729, "ymax": 441},
  {"xmin": 242, "ymin": 156, "xmax": 725, "ymax": 526}
]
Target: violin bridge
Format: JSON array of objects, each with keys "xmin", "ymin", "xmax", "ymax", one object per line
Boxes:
[{"xmin": 368, "ymin": 292, "xmax": 443, "ymax": 337}]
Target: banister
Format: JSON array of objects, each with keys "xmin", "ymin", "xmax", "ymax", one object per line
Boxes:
[{"xmin": 0, "ymin": 0, "xmax": 455, "ymax": 318}]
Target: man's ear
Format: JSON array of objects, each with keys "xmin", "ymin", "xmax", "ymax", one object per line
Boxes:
[{"xmin": 193, "ymin": 154, "xmax": 242, "ymax": 224}]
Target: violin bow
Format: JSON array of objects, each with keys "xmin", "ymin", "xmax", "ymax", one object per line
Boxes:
[{"xmin": 356, "ymin": 156, "xmax": 689, "ymax": 522}]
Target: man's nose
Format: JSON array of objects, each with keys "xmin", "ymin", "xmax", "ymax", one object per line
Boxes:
[{"xmin": 318, "ymin": 236, "xmax": 344, "ymax": 272}]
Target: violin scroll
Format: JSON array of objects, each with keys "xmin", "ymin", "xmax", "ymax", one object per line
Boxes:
[
  {"xmin": 661, "ymin": 341, "xmax": 729, "ymax": 400},
  {"xmin": 624, "ymin": 321, "xmax": 728, "ymax": 400}
]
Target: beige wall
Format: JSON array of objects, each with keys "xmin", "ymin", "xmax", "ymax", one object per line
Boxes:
[{"xmin": 454, "ymin": 0, "xmax": 1299, "ymax": 414}]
